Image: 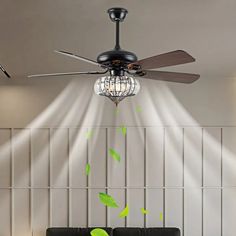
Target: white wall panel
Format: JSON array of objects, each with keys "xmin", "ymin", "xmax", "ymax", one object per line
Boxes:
[
  {"xmin": 146, "ymin": 128, "xmax": 164, "ymax": 187},
  {"xmin": 14, "ymin": 189, "xmax": 30, "ymax": 236},
  {"xmin": 89, "ymin": 128, "xmax": 106, "ymax": 187},
  {"xmin": 0, "ymin": 129, "xmax": 11, "ymax": 187},
  {"xmin": 32, "ymin": 189, "xmax": 49, "ymax": 236},
  {"xmin": 0, "ymin": 189, "xmax": 11, "ymax": 236},
  {"xmin": 13, "ymin": 129, "xmax": 30, "ymax": 187},
  {"xmin": 126, "ymin": 128, "xmax": 145, "ymax": 227},
  {"xmin": 184, "ymin": 128, "xmax": 202, "ymax": 187},
  {"xmin": 32, "ymin": 129, "xmax": 49, "ymax": 187},
  {"xmin": 127, "ymin": 127, "xmax": 144, "ymax": 187},
  {"xmin": 223, "ymin": 189, "xmax": 236, "ymax": 236},
  {"xmin": 51, "ymin": 129, "xmax": 68, "ymax": 187},
  {"xmin": 203, "ymin": 128, "xmax": 221, "ymax": 186},
  {"xmin": 222, "ymin": 127, "xmax": 236, "ymax": 186},
  {"xmin": 108, "ymin": 128, "xmax": 125, "ymax": 187},
  {"xmin": 107, "ymin": 189, "xmax": 125, "ymax": 227},
  {"xmin": 165, "ymin": 189, "xmax": 183, "ymax": 233},
  {"xmin": 146, "ymin": 189, "xmax": 163, "ymax": 227},
  {"xmin": 70, "ymin": 189, "xmax": 87, "ymax": 227},
  {"xmin": 51, "ymin": 189, "xmax": 68, "ymax": 226},
  {"xmin": 89, "ymin": 188, "xmax": 106, "ymax": 227},
  {"xmin": 203, "ymin": 189, "xmax": 221, "ymax": 236},
  {"xmin": 184, "ymin": 189, "xmax": 202, "ymax": 236},
  {"xmin": 69, "ymin": 128, "xmax": 87, "ymax": 187},
  {"xmin": 127, "ymin": 189, "xmax": 144, "ymax": 227},
  {"xmin": 165, "ymin": 128, "xmax": 183, "ymax": 187}
]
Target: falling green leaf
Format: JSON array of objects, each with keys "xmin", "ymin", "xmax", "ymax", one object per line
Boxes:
[
  {"xmin": 141, "ymin": 207, "xmax": 149, "ymax": 215},
  {"xmin": 159, "ymin": 212, "xmax": 163, "ymax": 221},
  {"xmin": 86, "ymin": 130, "xmax": 93, "ymax": 139},
  {"xmin": 99, "ymin": 192, "xmax": 119, "ymax": 208},
  {"xmin": 86, "ymin": 163, "xmax": 91, "ymax": 176},
  {"xmin": 109, "ymin": 148, "xmax": 121, "ymax": 162},
  {"xmin": 115, "ymin": 108, "xmax": 120, "ymax": 115},
  {"xmin": 136, "ymin": 106, "xmax": 142, "ymax": 113},
  {"xmin": 119, "ymin": 205, "xmax": 129, "ymax": 218},
  {"xmin": 122, "ymin": 127, "xmax": 127, "ymax": 136},
  {"xmin": 117, "ymin": 126, "xmax": 127, "ymax": 136},
  {"xmin": 90, "ymin": 228, "xmax": 109, "ymax": 236}
]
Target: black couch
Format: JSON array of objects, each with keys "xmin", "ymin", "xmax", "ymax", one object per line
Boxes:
[{"xmin": 47, "ymin": 227, "xmax": 180, "ymax": 236}]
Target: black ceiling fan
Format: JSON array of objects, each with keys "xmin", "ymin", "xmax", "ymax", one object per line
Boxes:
[
  {"xmin": 28, "ymin": 8, "xmax": 199, "ymax": 105},
  {"xmin": 0, "ymin": 64, "xmax": 11, "ymax": 78}
]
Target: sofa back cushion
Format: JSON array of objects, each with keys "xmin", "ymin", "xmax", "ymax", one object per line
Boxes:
[
  {"xmin": 113, "ymin": 228, "xmax": 180, "ymax": 236},
  {"xmin": 47, "ymin": 228, "xmax": 112, "ymax": 236}
]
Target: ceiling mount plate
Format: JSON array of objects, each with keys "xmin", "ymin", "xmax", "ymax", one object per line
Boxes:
[{"xmin": 107, "ymin": 8, "xmax": 128, "ymax": 22}]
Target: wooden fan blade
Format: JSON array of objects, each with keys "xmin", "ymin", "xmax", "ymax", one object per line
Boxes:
[
  {"xmin": 139, "ymin": 70, "xmax": 200, "ymax": 83},
  {"xmin": 54, "ymin": 50, "xmax": 108, "ymax": 68},
  {"xmin": 28, "ymin": 70, "xmax": 107, "ymax": 78},
  {"xmin": 128, "ymin": 50, "xmax": 195, "ymax": 70},
  {"xmin": 0, "ymin": 64, "xmax": 11, "ymax": 78}
]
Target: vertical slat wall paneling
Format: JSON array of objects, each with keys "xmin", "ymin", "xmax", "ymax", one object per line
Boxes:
[
  {"xmin": 184, "ymin": 128, "xmax": 202, "ymax": 236},
  {"xmin": 51, "ymin": 128, "xmax": 69, "ymax": 226},
  {"xmin": 10, "ymin": 128, "xmax": 14, "ymax": 236},
  {"xmin": 165, "ymin": 128, "xmax": 183, "ymax": 233},
  {"xmin": 222, "ymin": 189, "xmax": 236, "ymax": 236},
  {"xmin": 13, "ymin": 129, "xmax": 31, "ymax": 236},
  {"xmin": 107, "ymin": 128, "xmax": 126, "ymax": 227},
  {"xmin": 203, "ymin": 128, "xmax": 221, "ymax": 236},
  {"xmin": 69, "ymin": 128, "xmax": 87, "ymax": 227},
  {"xmin": 88, "ymin": 128, "xmax": 106, "ymax": 227},
  {"xmin": 222, "ymin": 127, "xmax": 236, "ymax": 186},
  {"xmin": 222, "ymin": 128, "xmax": 236, "ymax": 235},
  {"xmin": 0, "ymin": 129, "xmax": 11, "ymax": 236},
  {"xmin": 127, "ymin": 127, "xmax": 145, "ymax": 227},
  {"xmin": 2, "ymin": 126, "xmax": 236, "ymax": 236},
  {"xmin": 31, "ymin": 129, "xmax": 50, "ymax": 236},
  {"xmin": 146, "ymin": 127, "xmax": 164, "ymax": 227}
]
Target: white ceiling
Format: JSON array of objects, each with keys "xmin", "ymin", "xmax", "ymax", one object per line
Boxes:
[{"xmin": 0, "ymin": 0, "xmax": 236, "ymax": 79}]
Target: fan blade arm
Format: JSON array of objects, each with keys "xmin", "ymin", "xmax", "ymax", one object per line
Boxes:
[
  {"xmin": 137, "ymin": 70, "xmax": 200, "ymax": 83},
  {"xmin": 128, "ymin": 50, "xmax": 195, "ymax": 70},
  {"xmin": 0, "ymin": 64, "xmax": 11, "ymax": 78},
  {"xmin": 54, "ymin": 50, "xmax": 108, "ymax": 68},
  {"xmin": 28, "ymin": 70, "xmax": 108, "ymax": 78}
]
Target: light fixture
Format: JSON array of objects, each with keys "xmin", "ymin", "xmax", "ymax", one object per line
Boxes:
[
  {"xmin": 94, "ymin": 74, "xmax": 140, "ymax": 106},
  {"xmin": 28, "ymin": 7, "xmax": 199, "ymax": 106}
]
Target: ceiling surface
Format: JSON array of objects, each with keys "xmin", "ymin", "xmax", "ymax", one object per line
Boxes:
[{"xmin": 0, "ymin": 0, "xmax": 236, "ymax": 79}]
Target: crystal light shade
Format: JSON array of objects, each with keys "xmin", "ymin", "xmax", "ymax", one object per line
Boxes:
[{"xmin": 94, "ymin": 75, "xmax": 140, "ymax": 105}]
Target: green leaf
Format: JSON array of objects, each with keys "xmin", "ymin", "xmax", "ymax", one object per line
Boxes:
[
  {"xmin": 141, "ymin": 207, "xmax": 149, "ymax": 215},
  {"xmin": 86, "ymin": 163, "xmax": 91, "ymax": 176},
  {"xmin": 90, "ymin": 228, "xmax": 109, "ymax": 236},
  {"xmin": 117, "ymin": 126, "xmax": 127, "ymax": 136},
  {"xmin": 86, "ymin": 130, "xmax": 93, "ymax": 139},
  {"xmin": 121, "ymin": 126, "xmax": 127, "ymax": 136},
  {"xmin": 119, "ymin": 205, "xmax": 129, "ymax": 218},
  {"xmin": 99, "ymin": 192, "xmax": 119, "ymax": 208},
  {"xmin": 159, "ymin": 212, "xmax": 163, "ymax": 221},
  {"xmin": 136, "ymin": 106, "xmax": 142, "ymax": 113},
  {"xmin": 109, "ymin": 148, "xmax": 121, "ymax": 162}
]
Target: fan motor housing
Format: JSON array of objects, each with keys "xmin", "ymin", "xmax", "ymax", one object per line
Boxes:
[{"xmin": 97, "ymin": 49, "xmax": 137, "ymax": 65}]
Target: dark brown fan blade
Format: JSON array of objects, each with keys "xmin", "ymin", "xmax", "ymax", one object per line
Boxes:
[
  {"xmin": 139, "ymin": 70, "xmax": 200, "ymax": 83},
  {"xmin": 28, "ymin": 70, "xmax": 108, "ymax": 78},
  {"xmin": 54, "ymin": 50, "xmax": 108, "ymax": 68},
  {"xmin": 0, "ymin": 64, "xmax": 11, "ymax": 78},
  {"xmin": 128, "ymin": 50, "xmax": 195, "ymax": 70}
]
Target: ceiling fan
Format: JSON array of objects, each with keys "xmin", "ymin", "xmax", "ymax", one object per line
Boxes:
[
  {"xmin": 0, "ymin": 64, "xmax": 11, "ymax": 78},
  {"xmin": 28, "ymin": 7, "xmax": 200, "ymax": 105}
]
